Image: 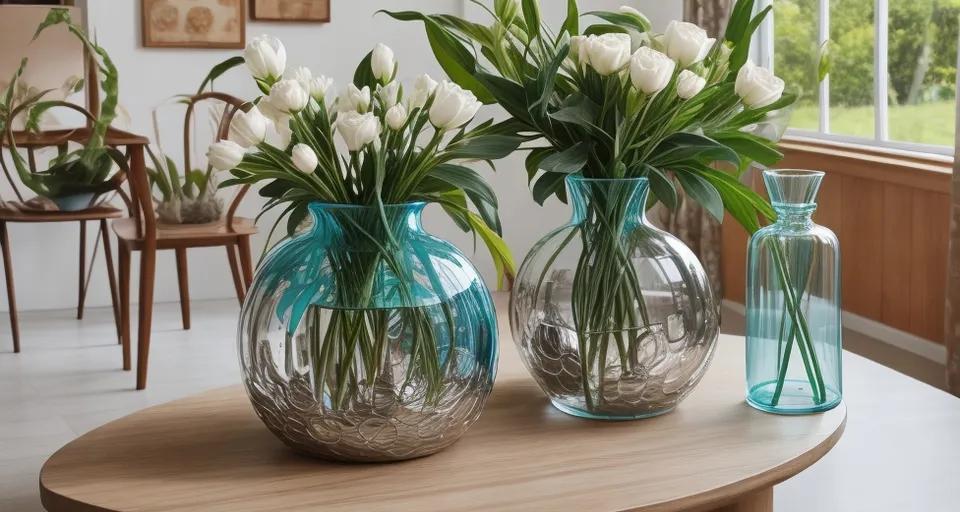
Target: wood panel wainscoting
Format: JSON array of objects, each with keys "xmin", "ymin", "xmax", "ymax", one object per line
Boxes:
[{"xmin": 721, "ymin": 138, "xmax": 952, "ymax": 349}]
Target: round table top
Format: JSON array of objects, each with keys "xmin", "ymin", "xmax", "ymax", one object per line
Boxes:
[{"xmin": 39, "ymin": 335, "xmax": 846, "ymax": 512}]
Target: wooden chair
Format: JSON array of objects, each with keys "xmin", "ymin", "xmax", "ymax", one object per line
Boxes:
[
  {"xmin": 0, "ymin": 101, "xmax": 144, "ymax": 356},
  {"xmin": 113, "ymin": 92, "xmax": 255, "ymax": 390}
]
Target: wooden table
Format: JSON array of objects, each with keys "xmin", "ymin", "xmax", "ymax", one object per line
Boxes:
[{"xmin": 38, "ymin": 332, "xmax": 845, "ymax": 512}]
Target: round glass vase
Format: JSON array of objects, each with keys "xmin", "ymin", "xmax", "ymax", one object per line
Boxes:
[
  {"xmin": 238, "ymin": 202, "xmax": 498, "ymax": 462},
  {"xmin": 746, "ymin": 170, "xmax": 842, "ymax": 415},
  {"xmin": 510, "ymin": 176, "xmax": 720, "ymax": 420}
]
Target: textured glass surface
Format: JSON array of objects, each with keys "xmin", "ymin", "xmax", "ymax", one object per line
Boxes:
[
  {"xmin": 510, "ymin": 177, "xmax": 720, "ymax": 420},
  {"xmin": 746, "ymin": 170, "xmax": 842, "ymax": 414},
  {"xmin": 238, "ymin": 203, "xmax": 498, "ymax": 461}
]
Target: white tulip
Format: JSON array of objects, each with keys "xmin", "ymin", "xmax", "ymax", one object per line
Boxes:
[
  {"xmin": 662, "ymin": 21, "xmax": 715, "ymax": 68},
  {"xmin": 257, "ymin": 100, "xmax": 287, "ymax": 124},
  {"xmin": 677, "ymin": 70, "xmax": 707, "ymax": 99},
  {"xmin": 269, "ymin": 79, "xmax": 309, "ymax": 115},
  {"xmin": 385, "ymin": 104, "xmax": 409, "ymax": 131},
  {"xmin": 273, "ymin": 118, "xmax": 293, "ymax": 149},
  {"xmin": 228, "ymin": 106, "xmax": 269, "ymax": 148},
  {"xmin": 338, "ymin": 84, "xmax": 372, "ymax": 114},
  {"xmin": 429, "ymin": 81, "xmax": 483, "ymax": 131},
  {"xmin": 371, "ymin": 43, "xmax": 396, "ymax": 83},
  {"xmin": 291, "ymin": 144, "xmax": 318, "ymax": 174},
  {"xmin": 244, "ymin": 35, "xmax": 286, "ymax": 81},
  {"xmin": 735, "ymin": 61, "xmax": 785, "ymax": 109},
  {"xmin": 338, "ymin": 111, "xmax": 382, "ymax": 151},
  {"xmin": 207, "ymin": 140, "xmax": 245, "ymax": 172},
  {"xmin": 291, "ymin": 66, "xmax": 312, "ymax": 83},
  {"xmin": 307, "ymin": 75, "xmax": 334, "ymax": 103},
  {"xmin": 630, "ymin": 47, "xmax": 676, "ymax": 94},
  {"xmin": 378, "ymin": 82, "xmax": 400, "ymax": 110},
  {"xmin": 580, "ymin": 33, "xmax": 632, "ymax": 76},
  {"xmin": 404, "ymin": 74, "xmax": 438, "ymax": 111}
]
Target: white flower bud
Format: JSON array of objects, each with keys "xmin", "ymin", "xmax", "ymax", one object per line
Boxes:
[
  {"xmin": 662, "ymin": 21, "xmax": 715, "ymax": 68},
  {"xmin": 338, "ymin": 83, "xmax": 372, "ymax": 114},
  {"xmin": 371, "ymin": 43, "xmax": 396, "ymax": 83},
  {"xmin": 291, "ymin": 66, "xmax": 312, "ymax": 83},
  {"xmin": 207, "ymin": 140, "xmax": 245, "ymax": 172},
  {"xmin": 429, "ymin": 81, "xmax": 483, "ymax": 131},
  {"xmin": 228, "ymin": 106, "xmax": 269, "ymax": 148},
  {"xmin": 291, "ymin": 144, "xmax": 318, "ymax": 174},
  {"xmin": 244, "ymin": 35, "xmax": 286, "ymax": 81},
  {"xmin": 378, "ymin": 82, "xmax": 400, "ymax": 110},
  {"xmin": 676, "ymin": 69, "xmax": 707, "ymax": 99},
  {"xmin": 307, "ymin": 75, "xmax": 334, "ymax": 103},
  {"xmin": 735, "ymin": 61, "xmax": 785, "ymax": 109},
  {"xmin": 630, "ymin": 47, "xmax": 676, "ymax": 95},
  {"xmin": 269, "ymin": 79, "xmax": 309, "ymax": 114},
  {"xmin": 580, "ymin": 33, "xmax": 632, "ymax": 76},
  {"xmin": 338, "ymin": 111, "xmax": 382, "ymax": 151},
  {"xmin": 386, "ymin": 104, "xmax": 409, "ymax": 131},
  {"xmin": 404, "ymin": 74, "xmax": 438, "ymax": 111}
]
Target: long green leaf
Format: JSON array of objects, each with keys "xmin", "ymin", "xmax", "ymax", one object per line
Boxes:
[
  {"xmin": 429, "ymin": 163, "xmax": 498, "ymax": 207},
  {"xmin": 467, "ymin": 211, "xmax": 516, "ymax": 290},
  {"xmin": 443, "ymin": 135, "xmax": 524, "ymax": 161},
  {"xmin": 532, "ymin": 171, "xmax": 567, "ymax": 206},
  {"xmin": 729, "ymin": 6, "xmax": 772, "ymax": 72},
  {"xmin": 673, "ymin": 170, "xmax": 724, "ymax": 222},
  {"xmin": 583, "ymin": 11, "xmax": 651, "ymax": 33},
  {"xmin": 724, "ymin": 0, "xmax": 756, "ymax": 44},
  {"xmin": 353, "ymin": 51, "xmax": 377, "ymax": 91},
  {"xmin": 560, "ymin": 0, "xmax": 579, "ymax": 38},
  {"xmin": 521, "ymin": 0, "xmax": 541, "ymax": 42},
  {"xmin": 539, "ymin": 142, "xmax": 589, "ymax": 175},
  {"xmin": 197, "ymin": 56, "xmax": 245, "ymax": 94},
  {"xmin": 647, "ymin": 166, "xmax": 678, "ymax": 212}
]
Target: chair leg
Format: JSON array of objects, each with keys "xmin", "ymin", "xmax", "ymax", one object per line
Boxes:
[
  {"xmin": 0, "ymin": 222, "xmax": 20, "ymax": 354},
  {"xmin": 238, "ymin": 235, "xmax": 254, "ymax": 290},
  {"xmin": 77, "ymin": 220, "xmax": 87, "ymax": 320},
  {"xmin": 137, "ymin": 244, "xmax": 157, "ymax": 390},
  {"xmin": 100, "ymin": 220, "xmax": 121, "ymax": 345},
  {"xmin": 226, "ymin": 244, "xmax": 245, "ymax": 306},
  {"xmin": 119, "ymin": 245, "xmax": 131, "ymax": 372},
  {"xmin": 175, "ymin": 248, "xmax": 190, "ymax": 330}
]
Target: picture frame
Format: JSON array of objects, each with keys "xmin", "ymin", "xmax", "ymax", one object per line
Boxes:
[
  {"xmin": 141, "ymin": 0, "xmax": 245, "ymax": 50},
  {"xmin": 250, "ymin": 0, "xmax": 330, "ymax": 22}
]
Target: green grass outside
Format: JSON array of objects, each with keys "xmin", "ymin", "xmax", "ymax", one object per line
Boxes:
[{"xmin": 790, "ymin": 100, "xmax": 956, "ymax": 147}]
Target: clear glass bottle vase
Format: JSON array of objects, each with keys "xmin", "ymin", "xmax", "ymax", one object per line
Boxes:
[{"xmin": 746, "ymin": 170, "xmax": 842, "ymax": 414}]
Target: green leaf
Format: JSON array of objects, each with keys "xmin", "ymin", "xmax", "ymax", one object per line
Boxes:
[
  {"xmin": 539, "ymin": 142, "xmax": 589, "ymax": 175},
  {"xmin": 729, "ymin": 6, "xmax": 771, "ymax": 72},
  {"xmin": 533, "ymin": 41, "xmax": 569, "ymax": 116},
  {"xmin": 647, "ymin": 166, "xmax": 678, "ymax": 212},
  {"xmin": 428, "ymin": 163, "xmax": 498, "ymax": 207},
  {"xmin": 818, "ymin": 41, "xmax": 832, "ymax": 83},
  {"xmin": 466, "ymin": 211, "xmax": 516, "ymax": 290},
  {"xmin": 525, "ymin": 148, "xmax": 553, "ymax": 183},
  {"xmin": 560, "ymin": 0, "xmax": 579, "ymax": 38},
  {"xmin": 583, "ymin": 24, "xmax": 629, "ymax": 37},
  {"xmin": 549, "ymin": 94, "xmax": 599, "ymax": 127},
  {"xmin": 474, "ymin": 72, "xmax": 532, "ymax": 123},
  {"xmin": 711, "ymin": 132, "xmax": 783, "ymax": 166},
  {"xmin": 259, "ymin": 179, "xmax": 296, "ymax": 198},
  {"xmin": 532, "ymin": 171, "xmax": 567, "ymax": 206},
  {"xmin": 443, "ymin": 135, "xmax": 524, "ymax": 161},
  {"xmin": 197, "ymin": 56, "xmax": 245, "ymax": 94},
  {"xmin": 286, "ymin": 203, "xmax": 309, "ymax": 238},
  {"xmin": 434, "ymin": 14, "xmax": 496, "ymax": 48},
  {"xmin": 521, "ymin": 0, "xmax": 541, "ymax": 42},
  {"xmin": 583, "ymin": 11, "xmax": 651, "ymax": 33},
  {"xmin": 649, "ymin": 133, "xmax": 741, "ymax": 168},
  {"xmin": 673, "ymin": 171, "xmax": 724, "ymax": 222},
  {"xmin": 353, "ymin": 51, "xmax": 377, "ymax": 91},
  {"xmin": 724, "ymin": 0, "xmax": 756, "ymax": 44}
]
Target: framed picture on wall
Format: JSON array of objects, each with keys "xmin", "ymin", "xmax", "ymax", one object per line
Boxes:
[
  {"xmin": 250, "ymin": 0, "xmax": 329, "ymax": 22},
  {"xmin": 141, "ymin": 0, "xmax": 245, "ymax": 49}
]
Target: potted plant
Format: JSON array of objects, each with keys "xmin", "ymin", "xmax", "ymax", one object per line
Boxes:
[
  {"xmin": 389, "ymin": 0, "xmax": 804, "ymax": 419},
  {"xmin": 212, "ymin": 36, "xmax": 524, "ymax": 460},
  {"xmin": 1, "ymin": 8, "xmax": 124, "ymax": 212}
]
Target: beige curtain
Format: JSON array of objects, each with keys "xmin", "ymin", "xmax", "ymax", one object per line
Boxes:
[
  {"xmin": 656, "ymin": 0, "xmax": 734, "ymax": 299},
  {"xmin": 946, "ymin": 115, "xmax": 960, "ymax": 395}
]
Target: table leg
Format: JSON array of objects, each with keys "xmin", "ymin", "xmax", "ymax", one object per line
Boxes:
[
  {"xmin": 77, "ymin": 220, "xmax": 87, "ymax": 320},
  {"xmin": 0, "ymin": 222, "xmax": 19, "ymax": 353},
  {"xmin": 707, "ymin": 488, "xmax": 773, "ymax": 512}
]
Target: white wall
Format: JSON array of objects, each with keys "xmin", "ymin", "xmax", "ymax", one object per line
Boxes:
[{"xmin": 0, "ymin": 0, "xmax": 682, "ymax": 313}]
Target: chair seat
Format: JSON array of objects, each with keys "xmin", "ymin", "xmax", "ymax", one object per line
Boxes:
[
  {"xmin": 0, "ymin": 205, "xmax": 123, "ymax": 223},
  {"xmin": 112, "ymin": 216, "xmax": 258, "ymax": 250}
]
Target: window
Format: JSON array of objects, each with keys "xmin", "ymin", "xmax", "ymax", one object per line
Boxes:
[{"xmin": 761, "ymin": 0, "xmax": 959, "ymax": 155}]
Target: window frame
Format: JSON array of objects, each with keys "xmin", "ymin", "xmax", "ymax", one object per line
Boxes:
[{"xmin": 759, "ymin": 0, "xmax": 957, "ymax": 157}]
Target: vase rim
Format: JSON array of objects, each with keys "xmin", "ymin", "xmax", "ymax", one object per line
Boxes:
[
  {"xmin": 566, "ymin": 175, "xmax": 649, "ymax": 183},
  {"xmin": 763, "ymin": 169, "xmax": 825, "ymax": 179},
  {"xmin": 307, "ymin": 201, "xmax": 428, "ymax": 211}
]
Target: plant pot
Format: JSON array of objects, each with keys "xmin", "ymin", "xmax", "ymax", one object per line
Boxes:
[
  {"xmin": 238, "ymin": 202, "xmax": 498, "ymax": 462},
  {"xmin": 510, "ymin": 176, "xmax": 720, "ymax": 420},
  {"xmin": 156, "ymin": 194, "xmax": 224, "ymax": 225},
  {"xmin": 51, "ymin": 193, "xmax": 96, "ymax": 212}
]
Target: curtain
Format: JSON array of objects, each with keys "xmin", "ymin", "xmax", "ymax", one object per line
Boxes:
[
  {"xmin": 655, "ymin": 0, "xmax": 734, "ymax": 300},
  {"xmin": 947, "ymin": 115, "xmax": 960, "ymax": 395}
]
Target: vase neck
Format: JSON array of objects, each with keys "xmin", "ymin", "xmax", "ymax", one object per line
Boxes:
[
  {"xmin": 308, "ymin": 202, "xmax": 426, "ymax": 251},
  {"xmin": 567, "ymin": 176, "xmax": 649, "ymax": 224},
  {"xmin": 763, "ymin": 170, "xmax": 822, "ymax": 228}
]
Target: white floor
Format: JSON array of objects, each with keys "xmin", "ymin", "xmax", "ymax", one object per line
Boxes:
[{"xmin": 0, "ymin": 300, "xmax": 243, "ymax": 512}]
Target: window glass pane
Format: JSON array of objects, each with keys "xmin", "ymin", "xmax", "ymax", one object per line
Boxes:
[
  {"xmin": 888, "ymin": 0, "xmax": 958, "ymax": 146},
  {"xmin": 829, "ymin": 0, "xmax": 876, "ymax": 137},
  {"xmin": 773, "ymin": 0, "xmax": 821, "ymax": 131}
]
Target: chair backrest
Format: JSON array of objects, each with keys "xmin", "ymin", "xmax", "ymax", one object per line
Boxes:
[{"xmin": 127, "ymin": 92, "xmax": 250, "ymax": 240}]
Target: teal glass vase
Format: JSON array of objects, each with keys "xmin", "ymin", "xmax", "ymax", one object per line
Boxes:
[
  {"xmin": 238, "ymin": 202, "xmax": 498, "ymax": 462},
  {"xmin": 746, "ymin": 170, "xmax": 842, "ymax": 415}
]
